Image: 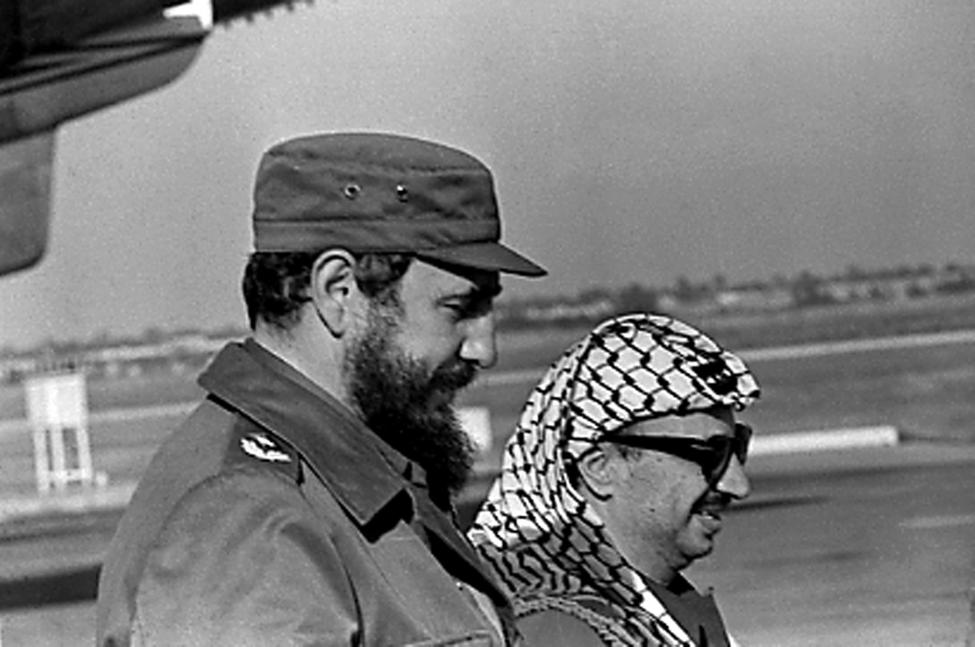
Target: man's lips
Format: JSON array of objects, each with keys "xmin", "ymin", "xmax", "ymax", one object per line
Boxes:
[{"xmin": 693, "ymin": 500, "xmax": 729, "ymax": 532}]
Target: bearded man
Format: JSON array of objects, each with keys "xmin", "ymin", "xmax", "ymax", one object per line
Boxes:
[{"xmin": 96, "ymin": 132, "xmax": 546, "ymax": 646}]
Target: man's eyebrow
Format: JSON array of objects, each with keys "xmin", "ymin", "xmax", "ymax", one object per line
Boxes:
[{"xmin": 443, "ymin": 279, "xmax": 501, "ymax": 300}]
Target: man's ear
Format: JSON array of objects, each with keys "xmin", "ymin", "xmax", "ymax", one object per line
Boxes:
[
  {"xmin": 575, "ymin": 447, "xmax": 618, "ymax": 502},
  {"xmin": 309, "ymin": 249, "xmax": 359, "ymax": 336}
]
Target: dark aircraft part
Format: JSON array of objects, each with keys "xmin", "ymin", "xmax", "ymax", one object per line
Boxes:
[
  {"xmin": 0, "ymin": 1, "xmax": 311, "ymax": 142},
  {"xmin": 0, "ymin": 0, "xmax": 309, "ymax": 69},
  {"xmin": 0, "ymin": 17, "xmax": 206, "ymax": 144},
  {"xmin": 0, "ymin": 131, "xmax": 53, "ymax": 275},
  {"xmin": 0, "ymin": 12, "xmax": 202, "ymax": 276},
  {"xmin": 0, "ymin": 0, "xmax": 20, "ymax": 65},
  {"xmin": 212, "ymin": 0, "xmax": 308, "ymax": 23},
  {"xmin": 0, "ymin": 0, "xmax": 187, "ymax": 69},
  {"xmin": 0, "ymin": 0, "xmax": 309, "ymax": 276}
]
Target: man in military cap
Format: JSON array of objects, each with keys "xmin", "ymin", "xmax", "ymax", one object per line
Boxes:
[
  {"xmin": 96, "ymin": 132, "xmax": 546, "ymax": 646},
  {"xmin": 470, "ymin": 313, "xmax": 759, "ymax": 647}
]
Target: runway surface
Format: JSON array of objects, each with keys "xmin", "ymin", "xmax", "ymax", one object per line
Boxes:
[
  {"xmin": 0, "ymin": 330, "xmax": 974, "ymax": 644},
  {"xmin": 688, "ymin": 444, "xmax": 975, "ymax": 647},
  {"xmin": 0, "ymin": 442, "xmax": 972, "ymax": 646}
]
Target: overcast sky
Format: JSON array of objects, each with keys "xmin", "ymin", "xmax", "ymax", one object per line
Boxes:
[{"xmin": 2, "ymin": 0, "xmax": 975, "ymax": 350}]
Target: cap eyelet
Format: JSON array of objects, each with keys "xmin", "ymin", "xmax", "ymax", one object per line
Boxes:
[
  {"xmin": 396, "ymin": 185, "xmax": 409, "ymax": 202},
  {"xmin": 343, "ymin": 184, "xmax": 361, "ymax": 199}
]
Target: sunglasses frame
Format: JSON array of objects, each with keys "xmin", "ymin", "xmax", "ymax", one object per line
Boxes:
[{"xmin": 600, "ymin": 422, "xmax": 752, "ymax": 488}]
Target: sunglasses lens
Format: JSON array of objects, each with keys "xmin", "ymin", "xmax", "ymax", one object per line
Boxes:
[
  {"xmin": 734, "ymin": 423, "xmax": 752, "ymax": 464},
  {"xmin": 706, "ymin": 425, "xmax": 751, "ymax": 487},
  {"xmin": 602, "ymin": 424, "xmax": 753, "ymax": 486},
  {"xmin": 701, "ymin": 437, "xmax": 732, "ymax": 485}
]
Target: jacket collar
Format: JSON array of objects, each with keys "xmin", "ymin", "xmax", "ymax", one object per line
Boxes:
[
  {"xmin": 199, "ymin": 339, "xmax": 407, "ymax": 527},
  {"xmin": 200, "ymin": 339, "xmax": 513, "ymax": 609}
]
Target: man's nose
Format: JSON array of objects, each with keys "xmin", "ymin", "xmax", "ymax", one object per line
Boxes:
[
  {"xmin": 715, "ymin": 456, "xmax": 750, "ymax": 500},
  {"xmin": 460, "ymin": 313, "xmax": 497, "ymax": 369}
]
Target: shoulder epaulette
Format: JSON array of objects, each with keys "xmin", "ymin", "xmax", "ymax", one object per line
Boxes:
[{"xmin": 224, "ymin": 420, "xmax": 302, "ymax": 483}]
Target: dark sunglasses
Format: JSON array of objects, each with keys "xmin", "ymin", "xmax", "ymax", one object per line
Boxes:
[{"xmin": 601, "ymin": 422, "xmax": 752, "ymax": 488}]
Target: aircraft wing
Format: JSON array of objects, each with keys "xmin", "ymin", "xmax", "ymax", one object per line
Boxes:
[
  {"xmin": 0, "ymin": 15, "xmax": 206, "ymax": 144},
  {"xmin": 0, "ymin": 0, "xmax": 308, "ymax": 276},
  {"xmin": 0, "ymin": 13, "xmax": 206, "ymax": 275}
]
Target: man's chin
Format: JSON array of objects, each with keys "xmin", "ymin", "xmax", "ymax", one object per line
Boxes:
[{"xmin": 382, "ymin": 404, "xmax": 475, "ymax": 494}]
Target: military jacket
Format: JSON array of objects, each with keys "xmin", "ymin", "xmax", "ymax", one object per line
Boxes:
[{"xmin": 96, "ymin": 340, "xmax": 515, "ymax": 646}]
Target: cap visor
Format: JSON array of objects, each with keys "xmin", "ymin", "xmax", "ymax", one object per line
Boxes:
[{"xmin": 418, "ymin": 242, "xmax": 546, "ymax": 277}]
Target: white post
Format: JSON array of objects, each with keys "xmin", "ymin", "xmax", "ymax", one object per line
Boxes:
[
  {"xmin": 49, "ymin": 423, "xmax": 67, "ymax": 491},
  {"xmin": 30, "ymin": 423, "xmax": 50, "ymax": 493},
  {"xmin": 74, "ymin": 424, "xmax": 94, "ymax": 485}
]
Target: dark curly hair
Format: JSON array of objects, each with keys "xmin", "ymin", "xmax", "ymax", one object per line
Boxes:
[{"xmin": 242, "ymin": 251, "xmax": 413, "ymax": 330}]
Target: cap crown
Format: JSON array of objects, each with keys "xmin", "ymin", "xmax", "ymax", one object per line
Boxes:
[{"xmin": 252, "ymin": 133, "xmax": 499, "ymax": 254}]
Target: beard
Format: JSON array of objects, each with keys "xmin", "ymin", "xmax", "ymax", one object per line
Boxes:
[{"xmin": 345, "ymin": 306, "xmax": 478, "ymax": 500}]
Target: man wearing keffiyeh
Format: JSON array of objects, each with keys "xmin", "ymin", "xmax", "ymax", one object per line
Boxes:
[{"xmin": 468, "ymin": 313, "xmax": 761, "ymax": 646}]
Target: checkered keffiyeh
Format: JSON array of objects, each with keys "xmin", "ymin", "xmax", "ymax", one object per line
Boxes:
[{"xmin": 468, "ymin": 313, "xmax": 760, "ymax": 646}]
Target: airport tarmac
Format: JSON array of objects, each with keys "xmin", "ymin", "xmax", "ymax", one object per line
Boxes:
[{"xmin": 0, "ymin": 440, "xmax": 972, "ymax": 646}]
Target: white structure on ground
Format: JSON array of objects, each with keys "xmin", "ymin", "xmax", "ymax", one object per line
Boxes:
[{"xmin": 24, "ymin": 371, "xmax": 98, "ymax": 493}]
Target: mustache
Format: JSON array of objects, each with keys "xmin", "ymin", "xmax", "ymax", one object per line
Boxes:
[
  {"xmin": 428, "ymin": 359, "xmax": 478, "ymax": 394},
  {"xmin": 695, "ymin": 491, "xmax": 734, "ymax": 510}
]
